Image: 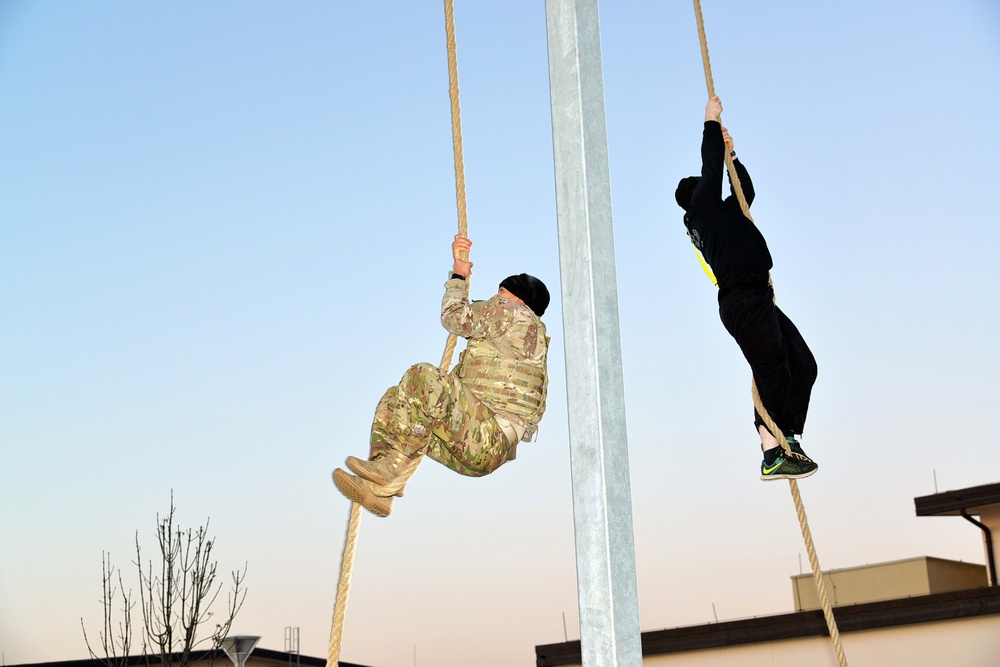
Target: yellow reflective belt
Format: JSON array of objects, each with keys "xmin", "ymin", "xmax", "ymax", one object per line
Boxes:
[{"xmin": 692, "ymin": 245, "xmax": 717, "ymax": 286}]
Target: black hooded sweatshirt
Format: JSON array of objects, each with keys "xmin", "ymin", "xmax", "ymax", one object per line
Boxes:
[{"xmin": 684, "ymin": 120, "xmax": 772, "ymax": 286}]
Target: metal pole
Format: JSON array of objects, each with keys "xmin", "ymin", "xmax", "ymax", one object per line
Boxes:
[{"xmin": 543, "ymin": 1, "xmax": 642, "ymax": 665}]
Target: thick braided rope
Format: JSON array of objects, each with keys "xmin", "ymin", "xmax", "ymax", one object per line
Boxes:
[
  {"xmin": 752, "ymin": 386, "xmax": 848, "ymax": 666},
  {"xmin": 440, "ymin": 0, "xmax": 469, "ymax": 372},
  {"xmin": 325, "ymin": 5, "xmax": 467, "ymax": 665},
  {"xmin": 693, "ymin": 2, "xmax": 848, "ymax": 665},
  {"xmin": 327, "ymin": 502, "xmax": 361, "ymax": 667},
  {"xmin": 692, "ymin": 0, "xmax": 752, "ymax": 222},
  {"xmin": 381, "ymin": 0, "xmax": 466, "ymax": 497}
]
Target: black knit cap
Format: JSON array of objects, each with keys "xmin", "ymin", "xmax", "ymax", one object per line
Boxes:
[
  {"xmin": 500, "ymin": 274, "xmax": 550, "ymax": 317},
  {"xmin": 675, "ymin": 176, "xmax": 700, "ymax": 210}
]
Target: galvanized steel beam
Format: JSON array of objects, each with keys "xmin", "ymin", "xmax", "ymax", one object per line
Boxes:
[{"xmin": 543, "ymin": 1, "xmax": 642, "ymax": 665}]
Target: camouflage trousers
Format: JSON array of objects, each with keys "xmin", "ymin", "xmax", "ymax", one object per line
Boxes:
[{"xmin": 369, "ymin": 363, "xmax": 516, "ymax": 477}]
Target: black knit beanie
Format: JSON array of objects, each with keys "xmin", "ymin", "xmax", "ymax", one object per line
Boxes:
[
  {"xmin": 675, "ymin": 176, "xmax": 699, "ymax": 210},
  {"xmin": 500, "ymin": 274, "xmax": 550, "ymax": 317}
]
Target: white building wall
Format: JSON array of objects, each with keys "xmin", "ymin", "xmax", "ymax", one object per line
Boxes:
[{"xmin": 560, "ymin": 615, "xmax": 1000, "ymax": 667}]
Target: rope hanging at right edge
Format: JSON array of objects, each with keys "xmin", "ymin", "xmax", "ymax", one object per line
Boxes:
[{"xmin": 691, "ymin": 2, "xmax": 849, "ymax": 665}]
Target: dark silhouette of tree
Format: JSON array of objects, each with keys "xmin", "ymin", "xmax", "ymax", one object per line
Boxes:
[
  {"xmin": 83, "ymin": 493, "xmax": 247, "ymax": 667},
  {"xmin": 81, "ymin": 552, "xmax": 134, "ymax": 667}
]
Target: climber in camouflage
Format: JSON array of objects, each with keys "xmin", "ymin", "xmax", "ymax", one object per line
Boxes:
[{"xmin": 333, "ymin": 234, "xmax": 551, "ymax": 517}]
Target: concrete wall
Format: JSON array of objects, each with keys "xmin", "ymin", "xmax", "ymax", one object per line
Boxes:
[
  {"xmin": 557, "ymin": 615, "xmax": 1000, "ymax": 667},
  {"xmin": 792, "ymin": 557, "xmax": 987, "ymax": 611}
]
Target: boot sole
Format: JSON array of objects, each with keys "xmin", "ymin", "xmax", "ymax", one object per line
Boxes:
[{"xmin": 332, "ymin": 469, "xmax": 392, "ymax": 517}]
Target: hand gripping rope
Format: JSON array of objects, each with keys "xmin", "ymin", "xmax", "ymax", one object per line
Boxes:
[
  {"xmin": 326, "ymin": 2, "xmax": 467, "ymax": 665},
  {"xmin": 692, "ymin": 2, "xmax": 849, "ymax": 665}
]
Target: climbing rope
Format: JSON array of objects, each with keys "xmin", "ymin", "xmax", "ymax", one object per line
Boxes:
[
  {"xmin": 327, "ymin": 503, "xmax": 361, "ymax": 667},
  {"xmin": 439, "ymin": 0, "xmax": 470, "ymax": 372},
  {"xmin": 326, "ymin": 2, "xmax": 468, "ymax": 665},
  {"xmin": 692, "ymin": 2, "xmax": 849, "ymax": 665}
]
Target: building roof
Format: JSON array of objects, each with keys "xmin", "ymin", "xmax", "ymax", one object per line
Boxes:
[
  {"xmin": 5, "ymin": 648, "xmax": 371, "ymax": 667},
  {"xmin": 535, "ymin": 587, "xmax": 1000, "ymax": 667},
  {"xmin": 914, "ymin": 482, "xmax": 1000, "ymax": 517}
]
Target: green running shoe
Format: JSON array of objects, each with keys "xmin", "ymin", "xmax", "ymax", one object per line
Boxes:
[
  {"xmin": 786, "ymin": 437, "xmax": 814, "ymax": 458},
  {"xmin": 760, "ymin": 444, "xmax": 818, "ymax": 481}
]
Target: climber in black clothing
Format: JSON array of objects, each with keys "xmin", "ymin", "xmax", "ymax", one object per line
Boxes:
[{"xmin": 675, "ymin": 96, "xmax": 819, "ymax": 481}]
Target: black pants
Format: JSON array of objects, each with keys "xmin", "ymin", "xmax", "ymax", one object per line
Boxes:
[{"xmin": 718, "ymin": 285, "xmax": 817, "ymax": 437}]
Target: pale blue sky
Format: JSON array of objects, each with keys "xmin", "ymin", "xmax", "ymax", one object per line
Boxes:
[{"xmin": 2, "ymin": 2, "xmax": 999, "ymax": 666}]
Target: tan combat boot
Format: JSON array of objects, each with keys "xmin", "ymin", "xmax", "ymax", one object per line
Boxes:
[
  {"xmin": 346, "ymin": 450, "xmax": 413, "ymax": 496},
  {"xmin": 332, "ymin": 469, "xmax": 393, "ymax": 517}
]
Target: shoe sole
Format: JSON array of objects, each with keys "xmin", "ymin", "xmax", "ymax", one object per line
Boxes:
[
  {"xmin": 332, "ymin": 469, "xmax": 392, "ymax": 517},
  {"xmin": 760, "ymin": 467, "xmax": 818, "ymax": 482}
]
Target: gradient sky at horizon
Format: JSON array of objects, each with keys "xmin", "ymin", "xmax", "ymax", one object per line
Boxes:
[{"xmin": 2, "ymin": 2, "xmax": 999, "ymax": 666}]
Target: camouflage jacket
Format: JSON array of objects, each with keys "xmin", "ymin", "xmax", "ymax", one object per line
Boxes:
[{"xmin": 441, "ymin": 277, "xmax": 549, "ymax": 441}]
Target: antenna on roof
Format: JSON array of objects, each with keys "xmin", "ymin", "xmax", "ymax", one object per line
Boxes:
[{"xmin": 284, "ymin": 627, "xmax": 300, "ymax": 667}]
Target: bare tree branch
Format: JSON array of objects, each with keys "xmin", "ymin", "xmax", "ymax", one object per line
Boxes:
[
  {"xmin": 86, "ymin": 491, "xmax": 247, "ymax": 667},
  {"xmin": 81, "ymin": 552, "xmax": 134, "ymax": 667}
]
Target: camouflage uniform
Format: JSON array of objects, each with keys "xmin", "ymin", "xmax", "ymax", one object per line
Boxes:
[{"xmin": 369, "ymin": 277, "xmax": 549, "ymax": 477}]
